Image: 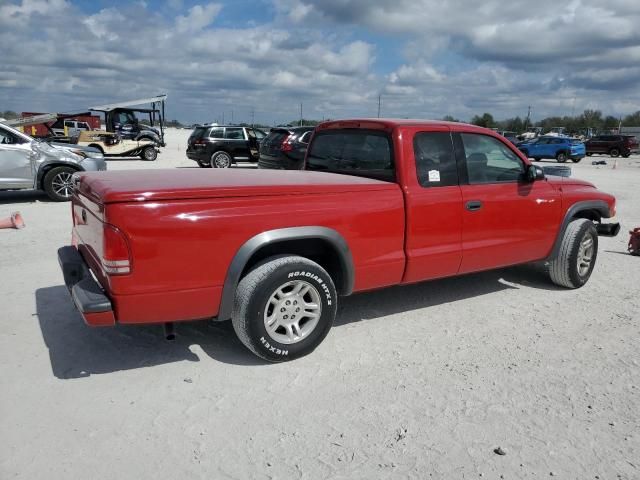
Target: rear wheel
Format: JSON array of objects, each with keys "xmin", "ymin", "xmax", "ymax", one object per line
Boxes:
[
  {"xmin": 571, "ymin": 157, "xmax": 582, "ymax": 163},
  {"xmin": 549, "ymin": 219, "xmax": 598, "ymax": 288},
  {"xmin": 43, "ymin": 166, "xmax": 76, "ymax": 201},
  {"xmin": 232, "ymin": 255, "xmax": 337, "ymax": 362},
  {"xmin": 141, "ymin": 146, "xmax": 157, "ymax": 161},
  {"xmin": 609, "ymin": 148, "xmax": 620, "ymax": 157},
  {"xmin": 212, "ymin": 151, "xmax": 232, "ymax": 168},
  {"xmin": 556, "ymin": 151, "xmax": 568, "ymax": 163}
]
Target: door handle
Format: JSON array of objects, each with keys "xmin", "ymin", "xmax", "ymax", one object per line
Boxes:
[{"xmin": 466, "ymin": 200, "xmax": 483, "ymax": 211}]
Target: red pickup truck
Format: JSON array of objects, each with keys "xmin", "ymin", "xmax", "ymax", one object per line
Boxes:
[{"xmin": 58, "ymin": 119, "xmax": 620, "ymax": 361}]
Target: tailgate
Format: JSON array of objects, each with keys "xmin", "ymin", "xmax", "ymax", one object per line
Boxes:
[{"xmin": 72, "ymin": 192, "xmax": 105, "ymax": 278}]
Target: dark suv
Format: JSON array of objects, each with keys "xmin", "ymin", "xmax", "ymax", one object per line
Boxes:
[
  {"xmin": 585, "ymin": 135, "xmax": 639, "ymax": 158},
  {"xmin": 186, "ymin": 125, "xmax": 261, "ymax": 168},
  {"xmin": 258, "ymin": 126, "xmax": 314, "ymax": 170}
]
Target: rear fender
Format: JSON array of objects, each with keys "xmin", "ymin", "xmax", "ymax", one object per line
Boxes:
[{"xmin": 216, "ymin": 226, "xmax": 354, "ymax": 321}]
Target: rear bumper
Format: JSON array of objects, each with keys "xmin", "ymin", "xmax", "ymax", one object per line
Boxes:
[
  {"xmin": 186, "ymin": 150, "xmax": 208, "ymax": 162},
  {"xmin": 58, "ymin": 246, "xmax": 115, "ymax": 326}
]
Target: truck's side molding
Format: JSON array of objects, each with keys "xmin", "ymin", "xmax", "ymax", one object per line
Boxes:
[
  {"xmin": 546, "ymin": 200, "xmax": 610, "ymax": 260},
  {"xmin": 216, "ymin": 226, "xmax": 355, "ymax": 321}
]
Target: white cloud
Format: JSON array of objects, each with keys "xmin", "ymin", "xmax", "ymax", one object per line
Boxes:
[{"xmin": 175, "ymin": 3, "xmax": 222, "ymax": 33}]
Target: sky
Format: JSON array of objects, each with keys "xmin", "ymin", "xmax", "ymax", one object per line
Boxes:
[{"xmin": 1, "ymin": 0, "xmax": 639, "ymax": 125}]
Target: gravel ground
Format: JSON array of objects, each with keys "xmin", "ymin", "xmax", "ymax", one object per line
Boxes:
[{"xmin": 1, "ymin": 128, "xmax": 638, "ymax": 479}]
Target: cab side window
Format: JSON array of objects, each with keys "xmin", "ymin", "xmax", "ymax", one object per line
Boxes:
[
  {"xmin": 461, "ymin": 133, "xmax": 525, "ymax": 184},
  {"xmin": 414, "ymin": 132, "xmax": 458, "ymax": 187}
]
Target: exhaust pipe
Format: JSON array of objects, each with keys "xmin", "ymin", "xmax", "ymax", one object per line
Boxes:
[
  {"xmin": 596, "ymin": 222, "xmax": 620, "ymax": 237},
  {"xmin": 164, "ymin": 322, "xmax": 176, "ymax": 341}
]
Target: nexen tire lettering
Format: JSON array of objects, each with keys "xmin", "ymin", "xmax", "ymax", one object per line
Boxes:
[
  {"xmin": 260, "ymin": 337, "xmax": 288, "ymax": 356},
  {"xmin": 288, "ymin": 271, "xmax": 332, "ymax": 305}
]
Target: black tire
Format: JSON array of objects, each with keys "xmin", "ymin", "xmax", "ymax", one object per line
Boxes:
[
  {"xmin": 549, "ymin": 219, "xmax": 598, "ymax": 288},
  {"xmin": 586, "ymin": 152, "xmax": 593, "ymax": 156},
  {"xmin": 622, "ymin": 154, "xmax": 630, "ymax": 158},
  {"xmin": 609, "ymin": 148, "xmax": 620, "ymax": 158},
  {"xmin": 43, "ymin": 166, "xmax": 77, "ymax": 201},
  {"xmin": 571, "ymin": 157, "xmax": 582, "ymax": 163},
  {"xmin": 141, "ymin": 146, "xmax": 157, "ymax": 161},
  {"xmin": 211, "ymin": 151, "xmax": 232, "ymax": 168},
  {"xmin": 232, "ymin": 255, "xmax": 337, "ymax": 362},
  {"xmin": 556, "ymin": 151, "xmax": 568, "ymax": 163}
]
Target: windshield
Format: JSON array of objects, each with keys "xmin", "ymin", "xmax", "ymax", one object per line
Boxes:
[{"xmin": 306, "ymin": 129, "xmax": 394, "ymax": 182}]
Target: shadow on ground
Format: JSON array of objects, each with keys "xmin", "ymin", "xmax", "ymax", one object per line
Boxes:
[
  {"xmin": 36, "ymin": 264, "xmax": 557, "ymax": 378},
  {"xmin": 0, "ymin": 190, "xmax": 50, "ymax": 204}
]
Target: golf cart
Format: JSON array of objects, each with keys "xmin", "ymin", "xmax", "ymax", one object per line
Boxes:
[
  {"xmin": 76, "ymin": 131, "xmax": 158, "ymax": 160},
  {"xmin": 89, "ymin": 95, "xmax": 167, "ymax": 147}
]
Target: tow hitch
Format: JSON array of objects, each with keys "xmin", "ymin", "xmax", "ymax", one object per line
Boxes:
[{"xmin": 596, "ymin": 223, "xmax": 620, "ymax": 237}]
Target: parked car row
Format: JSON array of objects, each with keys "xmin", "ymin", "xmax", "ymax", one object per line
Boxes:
[{"xmin": 186, "ymin": 125, "xmax": 314, "ymax": 170}]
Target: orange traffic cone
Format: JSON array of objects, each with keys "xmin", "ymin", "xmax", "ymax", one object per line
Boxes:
[{"xmin": 0, "ymin": 212, "xmax": 25, "ymax": 229}]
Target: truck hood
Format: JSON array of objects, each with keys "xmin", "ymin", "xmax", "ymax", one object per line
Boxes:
[
  {"xmin": 545, "ymin": 175, "xmax": 596, "ymax": 188},
  {"xmin": 77, "ymin": 169, "xmax": 397, "ymax": 204}
]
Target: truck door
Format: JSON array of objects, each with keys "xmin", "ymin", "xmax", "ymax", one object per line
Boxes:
[
  {"xmin": 455, "ymin": 132, "xmax": 561, "ymax": 273},
  {"xmin": 0, "ymin": 128, "xmax": 35, "ymax": 189},
  {"xmin": 402, "ymin": 127, "xmax": 464, "ymax": 283}
]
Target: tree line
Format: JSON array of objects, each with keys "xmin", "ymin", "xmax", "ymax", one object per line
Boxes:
[{"xmin": 458, "ymin": 110, "xmax": 640, "ymax": 133}]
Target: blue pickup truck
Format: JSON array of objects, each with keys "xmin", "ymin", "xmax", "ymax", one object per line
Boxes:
[{"xmin": 518, "ymin": 136, "xmax": 586, "ymax": 163}]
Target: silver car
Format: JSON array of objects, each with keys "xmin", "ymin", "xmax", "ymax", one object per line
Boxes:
[{"xmin": 0, "ymin": 123, "xmax": 107, "ymax": 201}]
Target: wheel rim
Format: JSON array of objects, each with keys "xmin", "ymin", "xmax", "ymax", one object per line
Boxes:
[
  {"xmin": 144, "ymin": 148, "xmax": 155, "ymax": 160},
  {"xmin": 558, "ymin": 153, "xmax": 566, "ymax": 162},
  {"xmin": 213, "ymin": 153, "xmax": 231, "ymax": 168},
  {"xmin": 577, "ymin": 233, "xmax": 594, "ymax": 276},
  {"xmin": 263, "ymin": 280, "xmax": 322, "ymax": 345},
  {"xmin": 51, "ymin": 171, "xmax": 74, "ymax": 198},
  {"xmin": 611, "ymin": 149, "xmax": 619, "ymax": 157}
]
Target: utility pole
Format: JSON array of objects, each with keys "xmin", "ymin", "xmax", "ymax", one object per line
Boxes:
[
  {"xmin": 377, "ymin": 95, "xmax": 381, "ymax": 118},
  {"xmin": 222, "ymin": 111, "xmax": 225, "ymax": 124},
  {"xmin": 299, "ymin": 102, "xmax": 303, "ymax": 127},
  {"xmin": 250, "ymin": 107, "xmax": 255, "ymax": 127},
  {"xmin": 231, "ymin": 110, "xmax": 234, "ymax": 124},
  {"xmin": 525, "ymin": 105, "xmax": 531, "ymax": 129}
]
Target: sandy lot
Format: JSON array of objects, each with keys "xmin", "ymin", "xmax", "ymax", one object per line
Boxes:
[{"xmin": 1, "ymin": 128, "xmax": 638, "ymax": 479}]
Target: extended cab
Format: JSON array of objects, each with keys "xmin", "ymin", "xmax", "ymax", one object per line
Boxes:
[{"xmin": 58, "ymin": 119, "xmax": 619, "ymax": 361}]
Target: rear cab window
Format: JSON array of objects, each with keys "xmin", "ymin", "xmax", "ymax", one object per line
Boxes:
[
  {"xmin": 306, "ymin": 129, "xmax": 394, "ymax": 182},
  {"xmin": 414, "ymin": 132, "xmax": 458, "ymax": 187}
]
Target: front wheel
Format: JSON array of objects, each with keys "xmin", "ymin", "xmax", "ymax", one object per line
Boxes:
[
  {"xmin": 549, "ymin": 218, "xmax": 598, "ymax": 288},
  {"xmin": 556, "ymin": 151, "xmax": 568, "ymax": 163},
  {"xmin": 232, "ymin": 256, "xmax": 337, "ymax": 362},
  {"xmin": 609, "ymin": 148, "xmax": 620, "ymax": 157},
  {"xmin": 43, "ymin": 166, "xmax": 77, "ymax": 201},
  {"xmin": 211, "ymin": 151, "xmax": 232, "ymax": 168},
  {"xmin": 141, "ymin": 146, "xmax": 157, "ymax": 161}
]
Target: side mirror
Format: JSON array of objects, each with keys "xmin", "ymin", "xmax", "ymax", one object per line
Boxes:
[{"xmin": 526, "ymin": 164, "xmax": 545, "ymax": 182}]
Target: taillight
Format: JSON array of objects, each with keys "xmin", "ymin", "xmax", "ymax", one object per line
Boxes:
[
  {"xmin": 280, "ymin": 135, "xmax": 293, "ymax": 152},
  {"xmin": 102, "ymin": 224, "xmax": 131, "ymax": 275}
]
